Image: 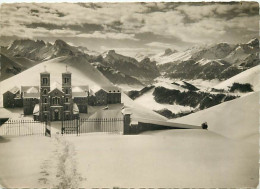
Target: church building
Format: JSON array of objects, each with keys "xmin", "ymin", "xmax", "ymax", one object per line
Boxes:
[{"xmin": 35, "ymin": 70, "xmax": 81, "ymax": 121}]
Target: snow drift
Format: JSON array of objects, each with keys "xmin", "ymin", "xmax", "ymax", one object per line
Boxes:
[{"xmin": 171, "ymin": 91, "xmax": 259, "ymax": 141}]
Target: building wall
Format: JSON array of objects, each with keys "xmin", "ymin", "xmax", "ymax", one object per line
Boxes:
[
  {"xmin": 49, "ymin": 89, "xmax": 65, "ymax": 121},
  {"xmin": 3, "ymin": 92, "xmax": 16, "ymax": 108},
  {"xmin": 88, "ymin": 95, "xmax": 97, "ymax": 106},
  {"xmin": 23, "ymin": 98, "xmax": 39, "ymax": 115},
  {"xmin": 73, "ymin": 97, "xmax": 88, "ymax": 113},
  {"xmin": 50, "ymin": 106, "xmax": 64, "ymax": 121},
  {"xmin": 14, "ymin": 98, "xmax": 23, "ymax": 107},
  {"xmin": 95, "ymin": 89, "xmax": 107, "ymax": 105},
  {"xmin": 107, "ymin": 93, "xmax": 121, "ymax": 104}
]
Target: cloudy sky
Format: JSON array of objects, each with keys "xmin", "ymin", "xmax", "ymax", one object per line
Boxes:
[{"xmin": 1, "ymin": 2, "xmax": 259, "ymax": 56}]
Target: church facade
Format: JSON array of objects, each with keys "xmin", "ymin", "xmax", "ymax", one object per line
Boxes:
[{"xmin": 37, "ymin": 71, "xmax": 80, "ymax": 121}]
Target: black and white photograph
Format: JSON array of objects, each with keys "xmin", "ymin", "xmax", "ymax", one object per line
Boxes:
[{"xmin": 0, "ymin": 1, "xmax": 259, "ymax": 188}]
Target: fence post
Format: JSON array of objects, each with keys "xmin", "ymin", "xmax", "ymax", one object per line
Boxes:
[
  {"xmin": 61, "ymin": 119, "xmax": 64, "ymax": 136},
  {"xmin": 19, "ymin": 120, "xmax": 21, "ymax": 136},
  {"xmin": 123, "ymin": 114, "xmax": 131, "ymax": 135},
  {"xmin": 77, "ymin": 117, "xmax": 79, "ymax": 136}
]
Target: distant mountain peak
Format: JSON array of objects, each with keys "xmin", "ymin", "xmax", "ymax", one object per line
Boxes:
[
  {"xmin": 247, "ymin": 38, "xmax": 259, "ymax": 48},
  {"xmin": 54, "ymin": 39, "xmax": 69, "ymax": 48},
  {"xmin": 108, "ymin": 50, "xmax": 116, "ymax": 54},
  {"xmin": 163, "ymin": 48, "xmax": 178, "ymax": 56}
]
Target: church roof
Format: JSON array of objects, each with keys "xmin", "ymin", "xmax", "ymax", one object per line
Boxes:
[
  {"xmin": 40, "ymin": 71, "xmax": 49, "ymax": 74},
  {"xmin": 50, "ymin": 81, "xmax": 63, "ymax": 92},
  {"xmin": 6, "ymin": 86, "xmax": 20, "ymax": 94},
  {"xmin": 62, "ymin": 71, "xmax": 71, "ymax": 74}
]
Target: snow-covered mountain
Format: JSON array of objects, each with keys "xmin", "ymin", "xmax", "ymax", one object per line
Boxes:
[
  {"xmin": 3, "ymin": 39, "xmax": 160, "ymax": 85},
  {"xmin": 5, "ymin": 39, "xmax": 89, "ymax": 61},
  {"xmin": 102, "ymin": 50, "xmax": 160, "ymax": 83},
  {"xmin": 149, "ymin": 48, "xmax": 195, "ymax": 65},
  {"xmin": 213, "ymin": 65, "xmax": 260, "ymax": 91},
  {"xmin": 0, "ymin": 53, "xmax": 25, "ymax": 81},
  {"xmin": 156, "ymin": 38, "xmax": 259, "ymax": 81},
  {"xmin": 90, "ymin": 62, "xmax": 144, "ymax": 87}
]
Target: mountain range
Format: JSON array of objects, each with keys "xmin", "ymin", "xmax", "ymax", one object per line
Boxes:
[
  {"xmin": 1, "ymin": 37, "xmax": 259, "ymax": 87},
  {"xmin": 136, "ymin": 38, "xmax": 259, "ymax": 80}
]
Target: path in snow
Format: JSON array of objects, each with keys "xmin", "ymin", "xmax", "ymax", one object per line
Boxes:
[{"xmin": 38, "ymin": 135, "xmax": 83, "ymax": 188}]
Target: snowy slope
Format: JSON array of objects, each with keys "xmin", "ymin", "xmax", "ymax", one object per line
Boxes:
[
  {"xmin": 171, "ymin": 92, "xmax": 259, "ymax": 140},
  {"xmin": 0, "ymin": 56, "xmax": 166, "ymax": 121},
  {"xmin": 150, "ymin": 50, "xmax": 192, "ymax": 65},
  {"xmin": 214, "ymin": 65, "xmax": 260, "ymax": 91},
  {"xmin": 134, "ymin": 87, "xmax": 193, "ymax": 114}
]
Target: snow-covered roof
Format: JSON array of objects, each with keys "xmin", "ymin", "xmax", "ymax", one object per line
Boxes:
[
  {"xmin": 90, "ymin": 85, "xmax": 101, "ymax": 94},
  {"xmin": 103, "ymin": 86, "xmax": 121, "ymax": 93},
  {"xmin": 62, "ymin": 71, "xmax": 71, "ymax": 74},
  {"xmin": 72, "ymin": 85, "xmax": 89, "ymax": 92},
  {"xmin": 89, "ymin": 109, "xmax": 123, "ymax": 119},
  {"xmin": 6, "ymin": 86, "xmax": 20, "ymax": 94},
  {"xmin": 50, "ymin": 81, "xmax": 63, "ymax": 92},
  {"xmin": 72, "ymin": 86, "xmax": 89, "ymax": 98},
  {"xmin": 73, "ymin": 103, "xmax": 79, "ymax": 114},
  {"xmin": 33, "ymin": 104, "xmax": 39, "ymax": 115},
  {"xmin": 40, "ymin": 71, "xmax": 50, "ymax": 74},
  {"xmin": 23, "ymin": 93, "xmax": 40, "ymax": 99},
  {"xmin": 72, "ymin": 92, "xmax": 88, "ymax": 98},
  {"xmin": 14, "ymin": 94, "xmax": 22, "ymax": 99},
  {"xmin": 21, "ymin": 86, "xmax": 39, "ymax": 93}
]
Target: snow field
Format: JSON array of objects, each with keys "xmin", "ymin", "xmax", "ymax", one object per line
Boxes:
[{"xmin": 172, "ymin": 91, "xmax": 259, "ymax": 141}]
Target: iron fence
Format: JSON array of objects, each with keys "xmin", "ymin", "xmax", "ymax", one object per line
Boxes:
[
  {"xmin": 0, "ymin": 119, "xmax": 47, "ymax": 136},
  {"xmin": 62, "ymin": 118, "xmax": 124, "ymax": 135}
]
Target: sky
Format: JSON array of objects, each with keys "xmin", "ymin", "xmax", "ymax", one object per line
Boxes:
[{"xmin": 0, "ymin": 2, "xmax": 259, "ymax": 56}]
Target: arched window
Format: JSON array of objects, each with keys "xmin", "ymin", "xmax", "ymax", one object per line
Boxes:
[
  {"xmin": 44, "ymin": 106, "xmax": 47, "ymax": 111},
  {"xmin": 52, "ymin": 97, "xmax": 60, "ymax": 105},
  {"xmin": 43, "ymin": 89, "xmax": 47, "ymax": 95},
  {"xmin": 65, "ymin": 89, "xmax": 69, "ymax": 94},
  {"xmin": 44, "ymin": 98, "xmax": 47, "ymax": 103}
]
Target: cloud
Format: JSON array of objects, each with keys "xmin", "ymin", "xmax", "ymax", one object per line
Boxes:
[
  {"xmin": 146, "ymin": 42, "xmax": 176, "ymax": 49},
  {"xmin": 1, "ymin": 2, "xmax": 259, "ymax": 52},
  {"xmin": 77, "ymin": 31, "xmax": 138, "ymax": 41},
  {"xmin": 25, "ymin": 22, "xmax": 104, "ymax": 33}
]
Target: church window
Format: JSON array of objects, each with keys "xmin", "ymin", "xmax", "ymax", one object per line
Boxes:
[
  {"xmin": 44, "ymin": 98, "xmax": 47, "ymax": 103},
  {"xmin": 44, "ymin": 106, "xmax": 47, "ymax": 111},
  {"xmin": 64, "ymin": 78, "xmax": 70, "ymax": 84},
  {"xmin": 43, "ymin": 89, "xmax": 47, "ymax": 95},
  {"xmin": 52, "ymin": 97, "xmax": 60, "ymax": 105},
  {"xmin": 65, "ymin": 98, "xmax": 69, "ymax": 103},
  {"xmin": 65, "ymin": 89, "xmax": 69, "ymax": 94},
  {"xmin": 42, "ymin": 78, "xmax": 48, "ymax": 85}
]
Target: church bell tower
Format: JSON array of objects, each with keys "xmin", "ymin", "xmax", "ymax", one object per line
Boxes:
[
  {"xmin": 62, "ymin": 66, "xmax": 73, "ymax": 120},
  {"xmin": 40, "ymin": 66, "xmax": 50, "ymax": 121}
]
